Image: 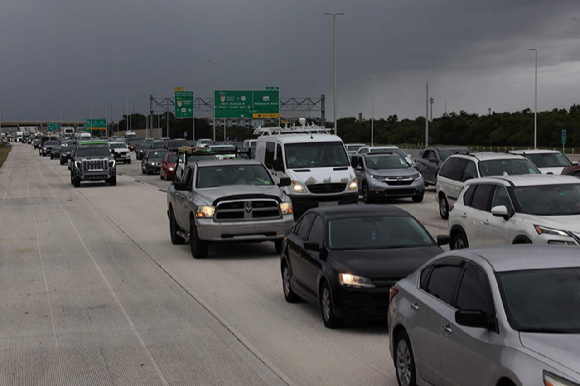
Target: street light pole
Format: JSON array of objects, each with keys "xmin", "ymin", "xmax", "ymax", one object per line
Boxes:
[
  {"xmin": 425, "ymin": 82, "xmax": 429, "ymax": 147},
  {"xmin": 325, "ymin": 12, "xmax": 344, "ymax": 137},
  {"xmin": 367, "ymin": 78, "xmax": 374, "ymax": 146},
  {"xmin": 209, "ymin": 60, "xmax": 219, "ymax": 142},
  {"xmin": 157, "ymin": 83, "xmax": 160, "ymax": 139},
  {"xmin": 125, "ymin": 94, "xmax": 129, "ymax": 133},
  {"xmin": 529, "ymin": 48, "xmax": 538, "ymax": 149},
  {"xmin": 429, "ymin": 97, "xmax": 434, "ymax": 122}
]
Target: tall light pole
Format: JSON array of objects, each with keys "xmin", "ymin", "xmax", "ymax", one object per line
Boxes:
[
  {"xmin": 529, "ymin": 48, "xmax": 538, "ymax": 149},
  {"xmin": 0, "ymin": 100, "xmax": 3, "ymax": 134},
  {"xmin": 324, "ymin": 12, "xmax": 344, "ymax": 137},
  {"xmin": 157, "ymin": 83, "xmax": 160, "ymax": 139},
  {"xmin": 209, "ymin": 60, "xmax": 219, "ymax": 142},
  {"xmin": 367, "ymin": 78, "xmax": 374, "ymax": 146},
  {"xmin": 425, "ymin": 82, "xmax": 429, "ymax": 147},
  {"xmin": 429, "ymin": 97, "xmax": 434, "ymax": 122},
  {"xmin": 125, "ymin": 93, "xmax": 129, "ymax": 133}
]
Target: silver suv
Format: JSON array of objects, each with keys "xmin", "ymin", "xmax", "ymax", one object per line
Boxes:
[
  {"xmin": 351, "ymin": 153, "xmax": 424, "ymax": 203},
  {"xmin": 435, "ymin": 152, "xmax": 540, "ymax": 219}
]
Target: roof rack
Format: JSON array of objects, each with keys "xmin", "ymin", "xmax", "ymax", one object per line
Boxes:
[{"xmin": 253, "ymin": 117, "xmax": 331, "ymax": 136}]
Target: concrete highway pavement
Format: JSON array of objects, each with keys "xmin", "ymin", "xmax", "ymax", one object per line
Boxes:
[{"xmin": 0, "ymin": 144, "xmax": 448, "ymax": 386}]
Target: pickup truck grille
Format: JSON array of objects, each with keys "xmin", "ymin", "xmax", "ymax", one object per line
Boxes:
[
  {"xmin": 307, "ymin": 183, "xmax": 346, "ymax": 194},
  {"xmin": 82, "ymin": 160, "xmax": 108, "ymax": 171},
  {"xmin": 215, "ymin": 199, "xmax": 280, "ymax": 221}
]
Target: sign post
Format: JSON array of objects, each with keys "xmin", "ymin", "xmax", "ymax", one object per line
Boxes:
[
  {"xmin": 175, "ymin": 89, "xmax": 194, "ymax": 140},
  {"xmin": 562, "ymin": 130, "xmax": 567, "ymax": 153}
]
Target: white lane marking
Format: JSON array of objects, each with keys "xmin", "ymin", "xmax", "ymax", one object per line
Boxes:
[{"xmin": 33, "ymin": 150, "xmax": 169, "ymax": 386}]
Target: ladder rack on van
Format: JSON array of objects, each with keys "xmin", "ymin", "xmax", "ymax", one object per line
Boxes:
[{"xmin": 253, "ymin": 125, "xmax": 331, "ymax": 136}]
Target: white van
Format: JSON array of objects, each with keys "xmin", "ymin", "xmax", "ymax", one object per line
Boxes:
[
  {"xmin": 80, "ymin": 132, "xmax": 91, "ymax": 140},
  {"xmin": 255, "ymin": 124, "xmax": 358, "ymax": 218}
]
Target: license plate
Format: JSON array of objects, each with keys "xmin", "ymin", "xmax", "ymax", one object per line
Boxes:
[{"xmin": 318, "ymin": 201, "xmax": 339, "ymax": 207}]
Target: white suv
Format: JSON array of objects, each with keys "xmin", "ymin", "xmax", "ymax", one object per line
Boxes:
[
  {"xmin": 510, "ymin": 149, "xmax": 576, "ymax": 175},
  {"xmin": 449, "ymin": 174, "xmax": 580, "ymax": 249},
  {"xmin": 435, "ymin": 152, "xmax": 540, "ymax": 219}
]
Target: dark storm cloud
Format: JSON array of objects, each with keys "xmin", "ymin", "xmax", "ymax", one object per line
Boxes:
[{"xmin": 1, "ymin": 0, "xmax": 580, "ymax": 121}]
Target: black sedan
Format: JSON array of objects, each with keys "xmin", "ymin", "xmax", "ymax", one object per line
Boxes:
[
  {"xmin": 141, "ymin": 150, "xmax": 168, "ymax": 174},
  {"xmin": 60, "ymin": 145, "xmax": 76, "ymax": 165},
  {"xmin": 280, "ymin": 205, "xmax": 449, "ymax": 328}
]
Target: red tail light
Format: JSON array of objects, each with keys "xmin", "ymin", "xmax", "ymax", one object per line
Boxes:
[
  {"xmin": 449, "ymin": 203, "xmax": 454, "ymax": 212},
  {"xmin": 389, "ymin": 286, "xmax": 400, "ymax": 304}
]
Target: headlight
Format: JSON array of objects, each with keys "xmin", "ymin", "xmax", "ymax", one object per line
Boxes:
[
  {"xmin": 370, "ymin": 174, "xmax": 382, "ymax": 181},
  {"xmin": 543, "ymin": 371, "xmax": 579, "ymax": 386},
  {"xmin": 279, "ymin": 202, "xmax": 293, "ymax": 215},
  {"xmin": 413, "ymin": 173, "xmax": 422, "ymax": 180},
  {"xmin": 109, "ymin": 160, "xmax": 116, "ymax": 167},
  {"xmin": 74, "ymin": 161, "xmax": 81, "ymax": 168},
  {"xmin": 347, "ymin": 177, "xmax": 358, "ymax": 191},
  {"xmin": 196, "ymin": 206, "xmax": 215, "ymax": 218},
  {"xmin": 339, "ymin": 273, "xmax": 375, "ymax": 289},
  {"xmin": 168, "ymin": 167, "xmax": 174, "ymax": 171},
  {"xmin": 534, "ymin": 225, "xmax": 570, "ymax": 237},
  {"xmin": 149, "ymin": 162, "xmax": 156, "ymax": 166},
  {"xmin": 291, "ymin": 181, "xmax": 306, "ymax": 193}
]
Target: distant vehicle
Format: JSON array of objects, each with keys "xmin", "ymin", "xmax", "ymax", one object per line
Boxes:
[
  {"xmin": 39, "ymin": 141, "xmax": 58, "ymax": 156},
  {"xmin": 33, "ymin": 138, "xmax": 42, "ymax": 149},
  {"xmin": 241, "ymin": 139, "xmax": 257, "ymax": 159},
  {"xmin": 160, "ymin": 152, "xmax": 177, "ymax": 180},
  {"xmin": 282, "ymin": 205, "xmax": 448, "ymax": 328},
  {"xmin": 449, "ymin": 175, "xmax": 580, "ymax": 249},
  {"xmin": 125, "ymin": 131, "xmax": 137, "ymax": 141},
  {"xmin": 141, "ymin": 150, "xmax": 168, "ymax": 175},
  {"xmin": 60, "ymin": 145, "xmax": 76, "ymax": 165},
  {"xmin": 166, "ymin": 159, "xmax": 294, "ymax": 258},
  {"xmin": 388, "ymin": 245, "xmax": 580, "ymax": 386},
  {"xmin": 159, "ymin": 137, "xmax": 170, "ymax": 141},
  {"xmin": 414, "ymin": 146, "xmax": 470, "ymax": 186},
  {"xmin": 351, "ymin": 153, "xmax": 425, "ymax": 203},
  {"xmin": 109, "ymin": 142, "xmax": 131, "ymax": 164},
  {"xmin": 344, "ymin": 143, "xmax": 365, "ymax": 157},
  {"xmin": 70, "ymin": 142, "xmax": 116, "ymax": 187},
  {"xmin": 175, "ymin": 148, "xmax": 218, "ymax": 181},
  {"xmin": 163, "ymin": 139, "xmax": 189, "ymax": 152},
  {"xmin": 127, "ymin": 138, "xmax": 143, "ymax": 152},
  {"xmin": 195, "ymin": 138, "xmax": 213, "ymax": 148},
  {"xmin": 207, "ymin": 144, "xmax": 237, "ymax": 159},
  {"xmin": 79, "ymin": 132, "xmax": 91, "ymax": 140},
  {"xmin": 50, "ymin": 145, "xmax": 63, "ymax": 159},
  {"xmin": 435, "ymin": 152, "xmax": 541, "ymax": 219},
  {"xmin": 357, "ymin": 146, "xmax": 414, "ymax": 166},
  {"xmin": 136, "ymin": 142, "xmax": 152, "ymax": 160},
  {"xmin": 62, "ymin": 127, "xmax": 75, "ymax": 139},
  {"xmin": 510, "ymin": 149, "xmax": 577, "ymax": 175},
  {"xmin": 255, "ymin": 125, "xmax": 358, "ymax": 219}
]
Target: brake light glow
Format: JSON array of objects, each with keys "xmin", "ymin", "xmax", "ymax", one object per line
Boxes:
[{"xmin": 389, "ymin": 286, "xmax": 399, "ymax": 303}]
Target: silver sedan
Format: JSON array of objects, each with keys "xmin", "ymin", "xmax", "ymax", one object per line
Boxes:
[{"xmin": 387, "ymin": 245, "xmax": 580, "ymax": 386}]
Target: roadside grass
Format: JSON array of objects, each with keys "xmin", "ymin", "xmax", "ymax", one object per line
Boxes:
[{"xmin": 0, "ymin": 146, "xmax": 12, "ymax": 169}]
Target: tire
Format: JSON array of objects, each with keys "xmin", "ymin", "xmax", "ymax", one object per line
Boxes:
[
  {"xmin": 146, "ymin": 168, "xmax": 152, "ymax": 175},
  {"xmin": 169, "ymin": 208, "xmax": 185, "ymax": 245},
  {"xmin": 127, "ymin": 160, "xmax": 131, "ymax": 165},
  {"xmin": 412, "ymin": 193, "xmax": 424, "ymax": 203},
  {"xmin": 73, "ymin": 175, "xmax": 81, "ymax": 188},
  {"xmin": 60, "ymin": 158, "xmax": 64, "ymax": 165},
  {"xmin": 439, "ymin": 195, "xmax": 449, "ymax": 219},
  {"xmin": 320, "ymin": 281, "xmax": 344, "ymax": 328},
  {"xmin": 50, "ymin": 154, "xmax": 53, "ymax": 160},
  {"xmin": 282, "ymin": 262, "xmax": 300, "ymax": 303},
  {"xmin": 362, "ymin": 183, "xmax": 374, "ymax": 204},
  {"xmin": 141, "ymin": 166, "xmax": 146, "ymax": 174},
  {"xmin": 274, "ymin": 239, "xmax": 283, "ymax": 254},
  {"xmin": 160, "ymin": 172, "xmax": 164, "ymax": 180},
  {"xmin": 189, "ymin": 218, "xmax": 208, "ymax": 259},
  {"xmin": 109, "ymin": 175, "xmax": 116, "ymax": 186},
  {"xmin": 395, "ymin": 331, "xmax": 417, "ymax": 386},
  {"xmin": 451, "ymin": 231, "xmax": 469, "ymax": 250}
]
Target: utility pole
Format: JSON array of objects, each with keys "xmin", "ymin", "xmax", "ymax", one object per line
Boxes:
[
  {"xmin": 209, "ymin": 60, "xmax": 219, "ymax": 142},
  {"xmin": 0, "ymin": 101, "xmax": 3, "ymax": 134},
  {"xmin": 425, "ymin": 83, "xmax": 429, "ymax": 147},
  {"xmin": 445, "ymin": 101, "xmax": 447, "ymax": 116},
  {"xmin": 157, "ymin": 83, "xmax": 160, "ymax": 139},
  {"xmin": 429, "ymin": 97, "xmax": 434, "ymax": 122},
  {"xmin": 529, "ymin": 48, "xmax": 538, "ymax": 149},
  {"xmin": 367, "ymin": 78, "xmax": 374, "ymax": 146},
  {"xmin": 125, "ymin": 94, "xmax": 129, "ymax": 133},
  {"xmin": 324, "ymin": 12, "xmax": 344, "ymax": 137}
]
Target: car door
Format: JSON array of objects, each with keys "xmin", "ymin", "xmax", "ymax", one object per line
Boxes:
[
  {"xmin": 175, "ymin": 167, "xmax": 193, "ymax": 227},
  {"xmin": 427, "ymin": 150, "xmax": 439, "ymax": 183},
  {"xmin": 485, "ymin": 185, "xmax": 516, "ymax": 246},
  {"xmin": 301, "ymin": 215, "xmax": 325, "ymax": 296},
  {"xmin": 286, "ymin": 213, "xmax": 316, "ymax": 300},
  {"xmin": 406, "ymin": 259, "xmax": 464, "ymax": 386},
  {"xmin": 440, "ymin": 262, "xmax": 495, "ymax": 386},
  {"xmin": 445, "ymin": 158, "xmax": 469, "ymax": 203},
  {"xmin": 463, "ymin": 184, "xmax": 494, "ymax": 247},
  {"xmin": 415, "ymin": 150, "xmax": 428, "ymax": 178}
]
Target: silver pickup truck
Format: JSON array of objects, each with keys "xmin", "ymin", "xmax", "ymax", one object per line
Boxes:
[{"xmin": 167, "ymin": 159, "xmax": 294, "ymax": 258}]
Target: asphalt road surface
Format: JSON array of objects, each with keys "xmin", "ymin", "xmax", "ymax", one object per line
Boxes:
[{"xmin": 0, "ymin": 144, "xmax": 448, "ymax": 386}]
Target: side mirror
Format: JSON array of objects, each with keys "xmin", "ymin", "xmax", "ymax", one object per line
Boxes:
[
  {"xmin": 491, "ymin": 205, "xmax": 509, "ymax": 220},
  {"xmin": 455, "ymin": 310, "xmax": 498, "ymax": 333},
  {"xmin": 355, "ymin": 166, "xmax": 364, "ymax": 171},
  {"xmin": 429, "ymin": 158, "xmax": 437, "ymax": 163},
  {"xmin": 273, "ymin": 158, "xmax": 284, "ymax": 172},
  {"xmin": 174, "ymin": 180, "xmax": 191, "ymax": 191},
  {"xmin": 437, "ymin": 235, "xmax": 450, "ymax": 247},
  {"xmin": 278, "ymin": 177, "xmax": 291, "ymax": 187},
  {"xmin": 304, "ymin": 241, "xmax": 321, "ymax": 252}
]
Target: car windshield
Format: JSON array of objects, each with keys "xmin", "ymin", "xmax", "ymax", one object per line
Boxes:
[
  {"xmin": 372, "ymin": 147, "xmax": 407, "ymax": 158},
  {"xmin": 498, "ymin": 268, "xmax": 580, "ymax": 333},
  {"xmin": 197, "ymin": 165, "xmax": 274, "ymax": 188},
  {"xmin": 148, "ymin": 151, "xmax": 167, "ymax": 159},
  {"xmin": 347, "ymin": 144, "xmax": 364, "ymax": 152},
  {"xmin": 77, "ymin": 147, "xmax": 110, "ymax": 157},
  {"xmin": 525, "ymin": 153, "xmax": 572, "ymax": 168},
  {"xmin": 366, "ymin": 156, "xmax": 409, "ymax": 170},
  {"xmin": 167, "ymin": 140, "xmax": 188, "ymax": 148},
  {"xmin": 166, "ymin": 155, "xmax": 177, "ymax": 163},
  {"xmin": 152, "ymin": 142, "xmax": 165, "ymax": 149},
  {"xmin": 478, "ymin": 159, "xmax": 540, "ymax": 177},
  {"xmin": 210, "ymin": 146, "xmax": 236, "ymax": 153},
  {"xmin": 513, "ymin": 184, "xmax": 580, "ymax": 216},
  {"xmin": 439, "ymin": 149, "xmax": 469, "ymax": 161},
  {"xmin": 328, "ymin": 216, "xmax": 434, "ymax": 250},
  {"xmin": 45, "ymin": 141, "xmax": 58, "ymax": 146},
  {"xmin": 187, "ymin": 154, "xmax": 217, "ymax": 162},
  {"xmin": 285, "ymin": 142, "xmax": 348, "ymax": 169},
  {"xmin": 110, "ymin": 143, "xmax": 126, "ymax": 149}
]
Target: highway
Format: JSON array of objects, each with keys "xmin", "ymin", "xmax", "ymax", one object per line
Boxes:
[{"xmin": 0, "ymin": 143, "xmax": 448, "ymax": 386}]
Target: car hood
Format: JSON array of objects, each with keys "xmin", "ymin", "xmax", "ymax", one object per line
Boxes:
[
  {"xmin": 539, "ymin": 167, "xmax": 565, "ymax": 175},
  {"xmin": 112, "ymin": 147, "xmax": 129, "ymax": 152},
  {"xmin": 520, "ymin": 333, "xmax": 580, "ymax": 379},
  {"xmin": 287, "ymin": 166, "xmax": 355, "ymax": 186},
  {"xmin": 523, "ymin": 215, "xmax": 580, "ymax": 233},
  {"xmin": 196, "ymin": 185, "xmax": 285, "ymax": 206},
  {"xmin": 329, "ymin": 245, "xmax": 443, "ymax": 281},
  {"xmin": 367, "ymin": 168, "xmax": 418, "ymax": 178}
]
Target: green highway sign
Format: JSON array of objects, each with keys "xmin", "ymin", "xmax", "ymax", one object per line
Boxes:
[
  {"xmin": 86, "ymin": 119, "xmax": 107, "ymax": 130},
  {"xmin": 214, "ymin": 89, "xmax": 280, "ymax": 119},
  {"xmin": 47, "ymin": 123, "xmax": 61, "ymax": 132},
  {"xmin": 562, "ymin": 130, "xmax": 567, "ymax": 145},
  {"xmin": 175, "ymin": 91, "xmax": 194, "ymax": 119},
  {"xmin": 266, "ymin": 86, "xmax": 279, "ymax": 90}
]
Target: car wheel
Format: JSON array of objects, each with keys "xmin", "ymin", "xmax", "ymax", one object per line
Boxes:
[
  {"xmin": 362, "ymin": 183, "xmax": 374, "ymax": 204},
  {"xmin": 282, "ymin": 262, "xmax": 300, "ymax": 303},
  {"xmin": 109, "ymin": 175, "xmax": 116, "ymax": 186},
  {"xmin": 412, "ymin": 193, "xmax": 424, "ymax": 203},
  {"xmin": 395, "ymin": 331, "xmax": 417, "ymax": 386},
  {"xmin": 189, "ymin": 219, "xmax": 208, "ymax": 259},
  {"xmin": 146, "ymin": 168, "xmax": 152, "ymax": 175},
  {"xmin": 127, "ymin": 160, "xmax": 131, "ymax": 164},
  {"xmin": 50, "ymin": 154, "xmax": 53, "ymax": 160},
  {"xmin": 169, "ymin": 208, "xmax": 185, "ymax": 245},
  {"xmin": 141, "ymin": 166, "xmax": 146, "ymax": 174},
  {"xmin": 320, "ymin": 281, "xmax": 344, "ymax": 328},
  {"xmin": 439, "ymin": 195, "xmax": 449, "ymax": 219},
  {"xmin": 60, "ymin": 158, "xmax": 64, "ymax": 165},
  {"xmin": 451, "ymin": 231, "xmax": 468, "ymax": 250},
  {"xmin": 73, "ymin": 176, "xmax": 81, "ymax": 188}
]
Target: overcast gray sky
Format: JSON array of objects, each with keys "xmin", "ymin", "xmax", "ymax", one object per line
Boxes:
[{"xmin": 1, "ymin": 0, "xmax": 580, "ymax": 122}]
